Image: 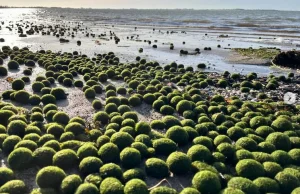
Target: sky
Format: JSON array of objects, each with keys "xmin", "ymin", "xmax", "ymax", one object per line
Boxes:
[{"xmin": 1, "ymin": 0, "xmax": 299, "ymax": 10}]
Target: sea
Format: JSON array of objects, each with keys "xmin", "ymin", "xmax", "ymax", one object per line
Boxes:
[
  {"xmin": 1, "ymin": 8, "xmax": 300, "ymax": 36},
  {"xmin": 0, "ymin": 8, "xmax": 299, "ymax": 75}
]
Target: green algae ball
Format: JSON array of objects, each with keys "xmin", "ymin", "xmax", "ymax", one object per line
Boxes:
[
  {"xmin": 152, "ymin": 138, "xmax": 177, "ymax": 156},
  {"xmin": 36, "ymin": 166, "xmax": 66, "ymax": 189},
  {"xmin": 0, "ymin": 180, "xmax": 26, "ymax": 194},
  {"xmin": 166, "ymin": 125, "xmax": 189, "ymax": 145},
  {"xmin": 120, "ymin": 147, "xmax": 142, "ymax": 168},
  {"xmin": 0, "ymin": 167, "xmax": 14, "ymax": 187},
  {"xmin": 8, "ymin": 147, "xmax": 33, "ymax": 170},
  {"xmin": 60, "ymin": 174, "xmax": 82, "ymax": 194},
  {"xmin": 98, "ymin": 142, "xmax": 120, "ymax": 163},
  {"xmin": 227, "ymin": 177, "xmax": 259, "ymax": 194},
  {"xmin": 124, "ymin": 179, "xmax": 148, "ymax": 194},
  {"xmin": 79, "ymin": 156, "xmax": 103, "ymax": 176},
  {"xmin": 275, "ymin": 172, "xmax": 300, "ymax": 193},
  {"xmin": 192, "ymin": 170, "xmax": 221, "ymax": 194},
  {"xmin": 166, "ymin": 152, "xmax": 191, "ymax": 175},
  {"xmin": 100, "ymin": 177, "xmax": 124, "ymax": 194},
  {"xmin": 150, "ymin": 186, "xmax": 177, "ymax": 194},
  {"xmin": 75, "ymin": 183, "xmax": 99, "ymax": 194},
  {"xmin": 145, "ymin": 158, "xmax": 169, "ymax": 178},
  {"xmin": 266, "ymin": 132, "xmax": 291, "ymax": 151},
  {"xmin": 100, "ymin": 163, "xmax": 123, "ymax": 180},
  {"xmin": 235, "ymin": 159, "xmax": 264, "ymax": 180}
]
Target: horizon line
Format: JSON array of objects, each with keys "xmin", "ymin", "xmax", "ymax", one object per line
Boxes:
[{"xmin": 0, "ymin": 5, "xmax": 299, "ymax": 12}]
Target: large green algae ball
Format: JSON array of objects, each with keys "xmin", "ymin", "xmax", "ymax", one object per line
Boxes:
[
  {"xmin": 271, "ymin": 150, "xmax": 292, "ymax": 166},
  {"xmin": 98, "ymin": 142, "xmax": 120, "ymax": 163},
  {"xmin": 100, "ymin": 177, "xmax": 124, "ymax": 194},
  {"xmin": 176, "ymin": 100, "xmax": 193, "ymax": 114},
  {"xmin": 219, "ymin": 188, "xmax": 244, "ymax": 194},
  {"xmin": 135, "ymin": 121, "xmax": 151, "ymax": 135},
  {"xmin": 145, "ymin": 158, "xmax": 169, "ymax": 178},
  {"xmin": 228, "ymin": 177, "xmax": 259, "ymax": 194},
  {"xmin": 153, "ymin": 138, "xmax": 177, "ymax": 156},
  {"xmin": 33, "ymin": 147, "xmax": 56, "ymax": 167},
  {"xmin": 50, "ymin": 88, "xmax": 66, "ymax": 100},
  {"xmin": 100, "ymin": 163, "xmax": 123, "ymax": 180},
  {"xmin": 53, "ymin": 149, "xmax": 78, "ymax": 169},
  {"xmin": 79, "ymin": 156, "xmax": 103, "ymax": 176},
  {"xmin": 111, "ymin": 132, "xmax": 134, "ymax": 150},
  {"xmin": 0, "ymin": 180, "xmax": 26, "ymax": 194},
  {"xmin": 162, "ymin": 115, "xmax": 181, "ymax": 129},
  {"xmin": 255, "ymin": 126, "xmax": 275, "ymax": 138},
  {"xmin": 32, "ymin": 82, "xmax": 45, "ymax": 92},
  {"xmin": 60, "ymin": 174, "xmax": 82, "ymax": 194},
  {"xmin": 275, "ymin": 171, "xmax": 300, "ymax": 193},
  {"xmin": 249, "ymin": 116, "xmax": 268, "ymax": 129},
  {"xmin": 235, "ymin": 137, "xmax": 257, "ymax": 151},
  {"xmin": 36, "ymin": 166, "xmax": 66, "ymax": 189},
  {"xmin": 8, "ymin": 147, "xmax": 33, "ymax": 170},
  {"xmin": 12, "ymin": 79, "xmax": 25, "ymax": 90},
  {"xmin": 124, "ymin": 179, "xmax": 148, "ymax": 194},
  {"xmin": 7, "ymin": 120, "xmax": 27, "ymax": 137},
  {"xmin": 65, "ymin": 122, "xmax": 85, "ymax": 136},
  {"xmin": 77, "ymin": 144, "xmax": 98, "ymax": 160},
  {"xmin": 93, "ymin": 111, "xmax": 110, "ymax": 125},
  {"xmin": 180, "ymin": 187, "xmax": 200, "ymax": 194},
  {"xmin": 75, "ymin": 183, "xmax": 99, "ymax": 194},
  {"xmin": 0, "ymin": 167, "xmax": 14, "ymax": 186},
  {"xmin": 53, "ymin": 111, "xmax": 70, "ymax": 125},
  {"xmin": 187, "ymin": 145, "xmax": 211, "ymax": 162},
  {"xmin": 253, "ymin": 177, "xmax": 279, "ymax": 193},
  {"xmin": 192, "ymin": 170, "xmax": 221, "ymax": 194},
  {"xmin": 0, "ymin": 110, "xmax": 15, "ymax": 126},
  {"xmin": 150, "ymin": 186, "xmax": 177, "ymax": 194},
  {"xmin": 166, "ymin": 125, "xmax": 189, "ymax": 145},
  {"xmin": 84, "ymin": 173, "xmax": 102, "ymax": 187},
  {"xmin": 123, "ymin": 168, "xmax": 146, "ymax": 182},
  {"xmin": 266, "ymin": 132, "xmax": 291, "ymax": 151},
  {"xmin": 271, "ymin": 118, "xmax": 293, "ymax": 131},
  {"xmin": 120, "ymin": 147, "xmax": 141, "ymax": 168},
  {"xmin": 15, "ymin": 90, "xmax": 30, "ymax": 104},
  {"xmin": 235, "ymin": 159, "xmax": 264, "ymax": 180},
  {"xmin": 166, "ymin": 152, "xmax": 191, "ymax": 175}
]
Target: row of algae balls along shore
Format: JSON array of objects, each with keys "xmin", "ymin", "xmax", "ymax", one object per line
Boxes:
[{"xmin": 0, "ymin": 45, "xmax": 299, "ymax": 194}]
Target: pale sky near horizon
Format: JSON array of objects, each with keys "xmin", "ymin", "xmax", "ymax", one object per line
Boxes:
[{"xmin": 1, "ymin": 0, "xmax": 299, "ymax": 10}]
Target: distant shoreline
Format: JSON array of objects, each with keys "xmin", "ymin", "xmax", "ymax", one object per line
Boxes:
[{"xmin": 0, "ymin": 6, "xmax": 299, "ymax": 12}]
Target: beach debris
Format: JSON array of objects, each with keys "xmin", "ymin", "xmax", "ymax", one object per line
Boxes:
[
  {"xmin": 219, "ymin": 34, "xmax": 228, "ymax": 38},
  {"xmin": 273, "ymin": 51, "xmax": 300, "ymax": 69},
  {"xmin": 59, "ymin": 38, "xmax": 69, "ymax": 43}
]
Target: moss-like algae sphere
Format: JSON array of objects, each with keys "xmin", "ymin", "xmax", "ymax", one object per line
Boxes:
[
  {"xmin": 60, "ymin": 174, "xmax": 82, "ymax": 194},
  {"xmin": 120, "ymin": 147, "xmax": 142, "ymax": 168},
  {"xmin": 235, "ymin": 159, "xmax": 264, "ymax": 180},
  {"xmin": 166, "ymin": 152, "xmax": 191, "ymax": 175},
  {"xmin": 124, "ymin": 179, "xmax": 148, "ymax": 194},
  {"xmin": 145, "ymin": 158, "xmax": 169, "ymax": 178},
  {"xmin": 99, "ymin": 177, "xmax": 124, "ymax": 194},
  {"xmin": 36, "ymin": 166, "xmax": 66, "ymax": 189},
  {"xmin": 192, "ymin": 170, "xmax": 221, "ymax": 194}
]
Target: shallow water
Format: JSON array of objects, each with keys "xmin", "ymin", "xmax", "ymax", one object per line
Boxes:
[{"xmin": 0, "ymin": 8, "xmax": 299, "ymax": 76}]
